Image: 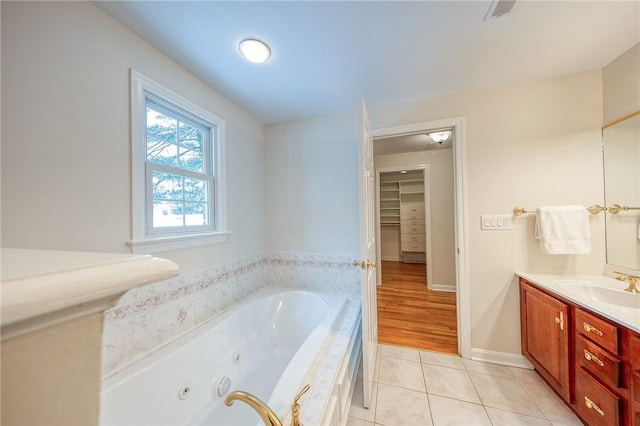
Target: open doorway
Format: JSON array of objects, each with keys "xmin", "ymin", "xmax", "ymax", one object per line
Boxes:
[{"xmin": 373, "ymin": 125, "xmax": 459, "ymax": 355}]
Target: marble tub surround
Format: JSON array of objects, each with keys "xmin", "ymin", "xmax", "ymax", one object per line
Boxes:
[
  {"xmin": 1, "ymin": 248, "xmax": 178, "ymax": 426},
  {"xmin": 515, "ymin": 271, "xmax": 640, "ymax": 332},
  {"xmin": 291, "ymin": 295, "xmax": 361, "ymax": 426},
  {"xmin": 1, "ymin": 248, "xmax": 178, "ymax": 338},
  {"xmin": 348, "ymin": 344, "xmax": 582, "ymax": 426},
  {"xmin": 102, "ymin": 253, "xmax": 264, "ymax": 376},
  {"xmin": 264, "ymin": 251, "xmax": 360, "ymax": 295},
  {"xmin": 102, "ymin": 251, "xmax": 360, "ymax": 377}
]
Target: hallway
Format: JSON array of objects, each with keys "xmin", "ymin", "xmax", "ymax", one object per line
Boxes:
[{"xmin": 376, "ymin": 261, "xmax": 457, "ymax": 354}]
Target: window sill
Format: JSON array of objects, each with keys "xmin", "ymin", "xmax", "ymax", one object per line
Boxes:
[{"xmin": 126, "ymin": 231, "xmax": 231, "ymax": 254}]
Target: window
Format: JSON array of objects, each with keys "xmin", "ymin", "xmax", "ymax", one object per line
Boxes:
[{"xmin": 128, "ymin": 70, "xmax": 228, "ymax": 253}]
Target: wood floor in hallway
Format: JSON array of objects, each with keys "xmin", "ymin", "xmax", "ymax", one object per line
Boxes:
[{"xmin": 376, "ymin": 260, "xmax": 458, "ymax": 355}]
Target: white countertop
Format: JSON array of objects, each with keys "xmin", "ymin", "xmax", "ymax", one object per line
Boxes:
[
  {"xmin": 516, "ymin": 272, "xmax": 640, "ymax": 333},
  {"xmin": 1, "ymin": 248, "xmax": 179, "ymax": 338}
]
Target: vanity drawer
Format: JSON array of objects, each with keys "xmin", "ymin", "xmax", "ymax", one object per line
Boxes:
[
  {"xmin": 631, "ymin": 335, "xmax": 640, "ymax": 367},
  {"xmin": 576, "ymin": 335, "xmax": 622, "ymax": 389},
  {"xmin": 575, "ymin": 367, "xmax": 622, "ymax": 426},
  {"xmin": 576, "ymin": 308, "xmax": 620, "ymax": 355},
  {"xmin": 633, "ymin": 371, "xmax": 640, "ymax": 403}
]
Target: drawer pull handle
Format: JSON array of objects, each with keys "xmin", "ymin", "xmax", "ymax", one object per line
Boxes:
[
  {"xmin": 584, "ymin": 396, "xmax": 605, "ymax": 416},
  {"xmin": 554, "ymin": 312, "xmax": 564, "ymax": 330},
  {"xmin": 583, "ymin": 350, "xmax": 604, "ymax": 367},
  {"xmin": 583, "ymin": 322, "xmax": 603, "ymax": 336}
]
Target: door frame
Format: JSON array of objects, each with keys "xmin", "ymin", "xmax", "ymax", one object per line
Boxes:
[
  {"xmin": 375, "ymin": 165, "xmax": 433, "ymax": 289},
  {"xmin": 371, "ymin": 117, "xmax": 470, "ymax": 358}
]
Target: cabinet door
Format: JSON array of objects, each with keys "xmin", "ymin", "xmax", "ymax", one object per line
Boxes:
[{"xmin": 521, "ymin": 282, "xmax": 571, "ymax": 400}]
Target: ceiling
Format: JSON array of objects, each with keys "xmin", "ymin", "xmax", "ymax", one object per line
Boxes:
[{"xmin": 94, "ymin": 1, "xmax": 640, "ymax": 124}]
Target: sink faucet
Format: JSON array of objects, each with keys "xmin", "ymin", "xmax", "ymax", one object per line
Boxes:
[
  {"xmin": 613, "ymin": 271, "xmax": 640, "ymax": 293},
  {"xmin": 224, "ymin": 384, "xmax": 310, "ymax": 426}
]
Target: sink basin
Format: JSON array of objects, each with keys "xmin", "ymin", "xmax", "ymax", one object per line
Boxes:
[{"xmin": 555, "ymin": 281, "xmax": 640, "ymax": 309}]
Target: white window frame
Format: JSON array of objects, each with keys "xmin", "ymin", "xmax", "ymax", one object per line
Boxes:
[{"xmin": 127, "ymin": 69, "xmax": 229, "ymax": 253}]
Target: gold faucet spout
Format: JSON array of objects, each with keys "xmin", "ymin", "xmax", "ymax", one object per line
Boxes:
[
  {"xmin": 225, "ymin": 390, "xmax": 283, "ymax": 426},
  {"xmin": 613, "ymin": 271, "xmax": 640, "ymax": 293}
]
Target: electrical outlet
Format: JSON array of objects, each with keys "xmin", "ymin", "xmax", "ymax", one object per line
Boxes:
[{"xmin": 481, "ymin": 214, "xmax": 512, "ymax": 230}]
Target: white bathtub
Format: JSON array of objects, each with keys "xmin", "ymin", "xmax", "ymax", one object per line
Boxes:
[{"xmin": 99, "ymin": 288, "xmax": 348, "ymax": 426}]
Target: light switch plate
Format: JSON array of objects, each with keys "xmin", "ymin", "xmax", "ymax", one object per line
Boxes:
[{"xmin": 481, "ymin": 214, "xmax": 512, "ymax": 230}]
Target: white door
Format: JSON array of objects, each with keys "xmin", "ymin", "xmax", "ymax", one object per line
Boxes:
[{"xmin": 358, "ymin": 100, "xmax": 378, "ymax": 408}]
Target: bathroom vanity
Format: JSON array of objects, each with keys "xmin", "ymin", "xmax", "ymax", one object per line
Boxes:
[{"xmin": 517, "ymin": 272, "xmax": 640, "ymax": 426}]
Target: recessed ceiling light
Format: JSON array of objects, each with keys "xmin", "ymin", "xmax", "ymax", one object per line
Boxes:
[{"xmin": 239, "ymin": 39, "xmax": 271, "ymax": 64}]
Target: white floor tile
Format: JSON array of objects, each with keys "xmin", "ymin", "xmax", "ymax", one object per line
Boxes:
[
  {"xmin": 470, "ymin": 372, "xmax": 545, "ymax": 418},
  {"xmin": 346, "ymin": 416, "xmax": 375, "ymax": 426},
  {"xmin": 428, "ymin": 394, "xmax": 491, "ymax": 425},
  {"xmin": 361, "ymin": 345, "xmax": 576, "ymax": 426},
  {"xmin": 510, "ymin": 367, "xmax": 545, "ymax": 385},
  {"xmin": 463, "ymin": 358, "xmax": 516, "ymax": 378},
  {"xmin": 522, "ymin": 379, "xmax": 583, "ymax": 425},
  {"xmin": 376, "ymin": 383, "xmax": 432, "ymax": 426},
  {"xmin": 422, "ymin": 364, "xmax": 481, "ymax": 404},
  {"xmin": 349, "ymin": 379, "xmax": 378, "ymax": 422},
  {"xmin": 378, "ymin": 357, "xmax": 426, "ymax": 392},
  {"xmin": 379, "ymin": 344, "xmax": 421, "ymax": 362},
  {"xmin": 419, "ymin": 350, "xmax": 465, "ymax": 370},
  {"xmin": 485, "ymin": 406, "xmax": 553, "ymax": 425}
]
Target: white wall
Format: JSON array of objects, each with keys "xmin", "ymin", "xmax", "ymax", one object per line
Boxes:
[
  {"xmin": 265, "ymin": 70, "xmax": 606, "ymax": 356},
  {"xmin": 264, "ymin": 112, "xmax": 360, "ymax": 255},
  {"xmin": 369, "ymin": 70, "xmax": 606, "ymax": 355},
  {"xmin": 375, "ymin": 150, "xmax": 456, "ymax": 287},
  {"xmin": 1, "ymin": 1, "xmax": 265, "ymax": 273},
  {"xmin": 603, "ymin": 43, "xmax": 640, "ymax": 123}
]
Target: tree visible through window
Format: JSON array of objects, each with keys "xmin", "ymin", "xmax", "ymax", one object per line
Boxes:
[
  {"xmin": 145, "ymin": 99, "xmax": 214, "ymax": 230},
  {"xmin": 129, "ymin": 70, "xmax": 227, "ymax": 253}
]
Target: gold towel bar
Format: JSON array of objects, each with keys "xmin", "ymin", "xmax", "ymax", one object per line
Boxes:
[
  {"xmin": 512, "ymin": 205, "xmax": 606, "ymax": 217},
  {"xmin": 607, "ymin": 204, "xmax": 640, "ymax": 215}
]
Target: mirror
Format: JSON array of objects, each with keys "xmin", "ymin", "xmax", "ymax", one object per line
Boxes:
[{"xmin": 603, "ymin": 111, "xmax": 640, "ymax": 271}]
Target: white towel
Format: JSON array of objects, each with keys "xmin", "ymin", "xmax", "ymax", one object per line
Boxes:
[{"xmin": 534, "ymin": 205, "xmax": 591, "ymax": 254}]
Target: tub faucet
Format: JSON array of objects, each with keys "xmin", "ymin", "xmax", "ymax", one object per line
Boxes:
[
  {"xmin": 224, "ymin": 384, "xmax": 311, "ymax": 426},
  {"xmin": 224, "ymin": 391, "xmax": 283, "ymax": 426},
  {"xmin": 613, "ymin": 271, "xmax": 640, "ymax": 293},
  {"xmin": 290, "ymin": 384, "xmax": 310, "ymax": 426}
]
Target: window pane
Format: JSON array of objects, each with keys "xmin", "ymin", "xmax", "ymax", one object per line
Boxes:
[
  {"xmin": 147, "ymin": 108, "xmax": 177, "ymax": 142},
  {"xmin": 147, "ymin": 140, "xmax": 178, "ymax": 166},
  {"xmin": 179, "ymin": 148, "xmax": 204, "ymax": 172},
  {"xmin": 179, "ymin": 122, "xmax": 203, "ymax": 151},
  {"xmin": 152, "ymin": 171, "xmax": 183, "ymax": 201},
  {"xmin": 184, "ymin": 202, "xmax": 207, "ymax": 226},
  {"xmin": 184, "ymin": 177, "xmax": 207, "ymax": 202},
  {"xmin": 152, "ymin": 201, "xmax": 183, "ymax": 228}
]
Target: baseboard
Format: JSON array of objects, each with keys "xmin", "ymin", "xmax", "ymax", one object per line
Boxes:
[
  {"xmin": 381, "ymin": 256, "xmax": 402, "ymax": 261},
  {"xmin": 470, "ymin": 348, "xmax": 533, "ymax": 369},
  {"xmin": 428, "ymin": 283, "xmax": 456, "ymax": 292}
]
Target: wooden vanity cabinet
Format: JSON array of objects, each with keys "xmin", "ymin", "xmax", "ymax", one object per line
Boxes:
[
  {"xmin": 520, "ymin": 278, "xmax": 639, "ymax": 426},
  {"xmin": 520, "ymin": 280, "xmax": 571, "ymax": 400},
  {"xmin": 574, "ymin": 307, "xmax": 629, "ymax": 426},
  {"xmin": 631, "ymin": 336, "xmax": 640, "ymax": 425}
]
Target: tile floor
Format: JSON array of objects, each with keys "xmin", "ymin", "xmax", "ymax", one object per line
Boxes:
[{"xmin": 348, "ymin": 344, "xmax": 583, "ymax": 426}]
